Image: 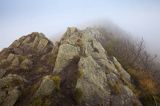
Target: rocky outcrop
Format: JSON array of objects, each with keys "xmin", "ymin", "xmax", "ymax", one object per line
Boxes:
[
  {"xmin": 0, "ymin": 32, "xmax": 55, "ymax": 106},
  {"xmin": 53, "ymin": 27, "xmax": 141, "ymax": 106},
  {"xmin": 0, "ymin": 28, "xmax": 142, "ymax": 106},
  {"xmin": 0, "ymin": 74, "xmax": 27, "ymax": 106}
]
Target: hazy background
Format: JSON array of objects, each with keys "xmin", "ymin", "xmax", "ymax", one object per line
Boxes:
[{"xmin": 0, "ymin": 0, "xmax": 160, "ymax": 58}]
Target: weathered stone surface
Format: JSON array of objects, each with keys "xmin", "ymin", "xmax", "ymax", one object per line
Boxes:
[
  {"xmin": 34, "ymin": 75, "xmax": 55, "ymax": 97},
  {"xmin": 0, "ymin": 59, "xmax": 8, "ymax": 68},
  {"xmin": 0, "ymin": 74, "xmax": 26, "ymax": 88},
  {"xmin": 2, "ymin": 87, "xmax": 21, "ymax": 106},
  {"xmin": 53, "ymin": 27, "xmax": 141, "ymax": 106},
  {"xmin": 11, "ymin": 57, "xmax": 19, "ymax": 67},
  {"xmin": 7, "ymin": 53, "xmax": 15, "ymax": 62},
  {"xmin": 68, "ymin": 27, "xmax": 77, "ymax": 33},
  {"xmin": 20, "ymin": 58, "xmax": 32, "ymax": 70},
  {"xmin": 54, "ymin": 44, "xmax": 79, "ymax": 73},
  {"xmin": 77, "ymin": 56, "xmax": 110, "ymax": 106},
  {"xmin": 0, "ymin": 91, "xmax": 6, "ymax": 104},
  {"xmin": 22, "ymin": 36, "xmax": 31, "ymax": 44},
  {"xmin": 0, "ymin": 69, "xmax": 6, "ymax": 78},
  {"xmin": 37, "ymin": 38, "xmax": 48, "ymax": 51},
  {"xmin": 32, "ymin": 36, "xmax": 39, "ymax": 48},
  {"xmin": 113, "ymin": 57, "xmax": 131, "ymax": 82},
  {"xmin": 0, "ymin": 74, "xmax": 26, "ymax": 106},
  {"xmin": 0, "ymin": 32, "xmax": 55, "ymax": 106}
]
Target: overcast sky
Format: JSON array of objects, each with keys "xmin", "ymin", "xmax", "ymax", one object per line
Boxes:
[{"xmin": 0, "ymin": 0, "xmax": 160, "ymax": 55}]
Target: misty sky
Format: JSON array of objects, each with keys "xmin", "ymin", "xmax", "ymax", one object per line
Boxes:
[{"xmin": 0, "ymin": 0, "xmax": 160, "ymax": 55}]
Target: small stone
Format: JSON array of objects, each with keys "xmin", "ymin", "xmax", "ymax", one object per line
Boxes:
[
  {"xmin": 0, "ymin": 74, "xmax": 27, "ymax": 88},
  {"xmin": 113, "ymin": 57, "xmax": 131, "ymax": 82}
]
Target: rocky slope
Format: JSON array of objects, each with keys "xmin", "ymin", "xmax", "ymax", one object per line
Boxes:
[{"xmin": 0, "ymin": 28, "xmax": 142, "ymax": 106}]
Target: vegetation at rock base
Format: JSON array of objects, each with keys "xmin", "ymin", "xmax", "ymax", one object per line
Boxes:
[
  {"xmin": 74, "ymin": 88, "xmax": 83, "ymax": 104},
  {"xmin": 77, "ymin": 69, "xmax": 84, "ymax": 79},
  {"xmin": 108, "ymin": 80, "xmax": 121, "ymax": 94},
  {"xmin": 51, "ymin": 75, "xmax": 61, "ymax": 91},
  {"xmin": 31, "ymin": 97, "xmax": 42, "ymax": 106},
  {"xmin": 97, "ymin": 27, "xmax": 160, "ymax": 105},
  {"xmin": 128, "ymin": 68, "xmax": 160, "ymax": 106}
]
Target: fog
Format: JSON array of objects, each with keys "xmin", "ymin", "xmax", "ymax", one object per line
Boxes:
[{"xmin": 0, "ymin": 0, "xmax": 160, "ymax": 59}]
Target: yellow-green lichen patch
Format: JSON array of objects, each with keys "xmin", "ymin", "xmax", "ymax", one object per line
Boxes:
[
  {"xmin": 74, "ymin": 88, "xmax": 83, "ymax": 104},
  {"xmin": 31, "ymin": 97, "xmax": 42, "ymax": 106},
  {"xmin": 51, "ymin": 75, "xmax": 61, "ymax": 91},
  {"xmin": 77, "ymin": 69, "xmax": 84, "ymax": 79}
]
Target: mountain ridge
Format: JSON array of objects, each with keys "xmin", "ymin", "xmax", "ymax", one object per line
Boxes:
[{"xmin": 0, "ymin": 27, "xmax": 156, "ymax": 106}]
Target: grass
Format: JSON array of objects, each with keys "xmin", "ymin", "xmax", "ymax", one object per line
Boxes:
[
  {"xmin": 128, "ymin": 69, "xmax": 159, "ymax": 95},
  {"xmin": 127, "ymin": 68, "xmax": 160, "ymax": 106}
]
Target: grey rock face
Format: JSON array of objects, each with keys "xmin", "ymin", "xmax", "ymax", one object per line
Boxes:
[
  {"xmin": 0, "ymin": 69, "xmax": 6, "ymax": 78},
  {"xmin": 11, "ymin": 57, "xmax": 19, "ymax": 67},
  {"xmin": 34, "ymin": 75, "xmax": 55, "ymax": 98},
  {"xmin": 20, "ymin": 58, "xmax": 32, "ymax": 70},
  {"xmin": 2, "ymin": 87, "xmax": 21, "ymax": 106},
  {"xmin": 54, "ymin": 44, "xmax": 79, "ymax": 73},
  {"xmin": 7, "ymin": 53, "xmax": 15, "ymax": 62},
  {"xmin": 0, "ymin": 74, "xmax": 26, "ymax": 105},
  {"xmin": 53, "ymin": 27, "xmax": 141, "ymax": 106},
  {"xmin": 113, "ymin": 57, "xmax": 131, "ymax": 82},
  {"xmin": 0, "ymin": 74, "xmax": 26, "ymax": 88},
  {"xmin": 37, "ymin": 38, "xmax": 49, "ymax": 51}
]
